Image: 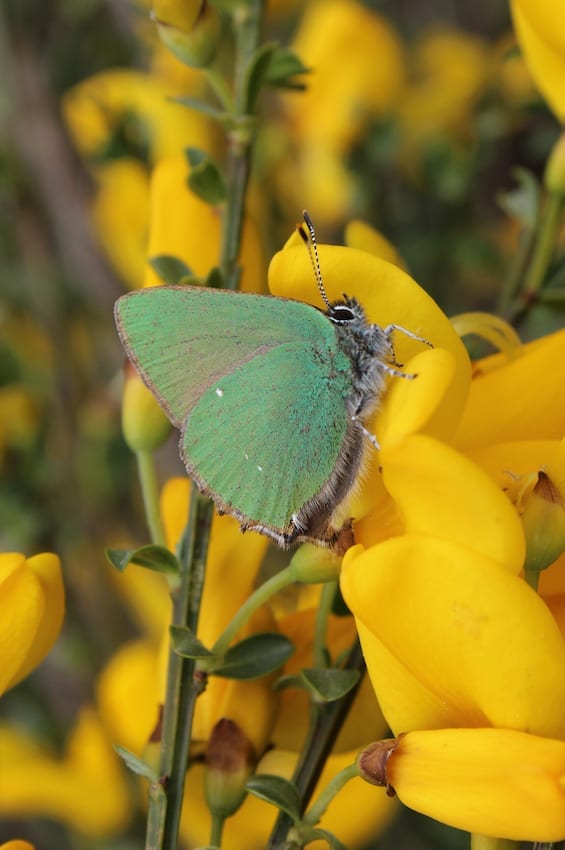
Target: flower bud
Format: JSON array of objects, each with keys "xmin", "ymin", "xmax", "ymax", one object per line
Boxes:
[
  {"xmin": 152, "ymin": 0, "xmax": 222, "ymax": 69},
  {"xmin": 121, "ymin": 363, "xmax": 171, "ymax": 453},
  {"xmin": 204, "ymin": 718, "xmax": 256, "ymax": 818},
  {"xmin": 288, "ymin": 543, "xmax": 341, "ymax": 584},
  {"xmin": 522, "ymin": 467, "xmax": 565, "ymax": 575},
  {"xmin": 544, "ymin": 132, "xmax": 565, "ymax": 196}
]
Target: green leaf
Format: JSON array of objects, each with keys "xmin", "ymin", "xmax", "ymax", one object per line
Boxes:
[
  {"xmin": 265, "ymin": 47, "xmax": 310, "ymax": 90},
  {"xmin": 212, "ymin": 633, "xmax": 294, "ymax": 680},
  {"xmin": 244, "ymin": 42, "xmax": 278, "ymax": 113},
  {"xmin": 170, "ymin": 624, "xmax": 214, "ymax": 659},
  {"xmin": 172, "ymin": 95, "xmax": 229, "ymax": 121},
  {"xmin": 205, "ymin": 266, "xmax": 225, "ymax": 289},
  {"xmin": 300, "ymin": 668, "xmax": 360, "ymax": 703},
  {"xmin": 185, "ymin": 147, "xmax": 226, "ymax": 205},
  {"xmin": 114, "ymin": 745, "xmax": 158, "ymax": 782},
  {"xmin": 148, "ymin": 254, "xmax": 193, "ymax": 285},
  {"xmin": 497, "ymin": 167, "xmax": 541, "ymax": 229},
  {"xmin": 105, "ymin": 545, "xmax": 180, "ymax": 576},
  {"xmin": 307, "ymin": 828, "xmax": 347, "ymax": 850},
  {"xmin": 246, "ymin": 774, "xmax": 301, "ymax": 822},
  {"xmin": 273, "ymin": 673, "xmax": 307, "ymax": 692}
]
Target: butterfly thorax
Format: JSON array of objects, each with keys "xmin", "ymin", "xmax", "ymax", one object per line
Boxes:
[{"xmin": 328, "ymin": 296, "xmax": 392, "ymax": 418}]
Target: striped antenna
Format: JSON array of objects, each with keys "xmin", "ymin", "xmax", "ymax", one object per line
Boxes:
[{"xmin": 297, "ymin": 210, "xmax": 331, "ymax": 309}]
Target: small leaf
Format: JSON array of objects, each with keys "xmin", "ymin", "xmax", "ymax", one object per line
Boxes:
[
  {"xmin": 172, "ymin": 95, "xmax": 230, "ymax": 121},
  {"xmin": 497, "ymin": 167, "xmax": 541, "ymax": 229},
  {"xmin": 273, "ymin": 673, "xmax": 307, "ymax": 692},
  {"xmin": 212, "ymin": 633, "xmax": 294, "ymax": 680},
  {"xmin": 205, "ymin": 266, "xmax": 224, "ymax": 289},
  {"xmin": 246, "ymin": 774, "xmax": 301, "ymax": 822},
  {"xmin": 244, "ymin": 42, "xmax": 278, "ymax": 113},
  {"xmin": 300, "ymin": 668, "xmax": 360, "ymax": 703},
  {"xmin": 148, "ymin": 255, "xmax": 192, "ymax": 285},
  {"xmin": 266, "ymin": 47, "xmax": 310, "ymax": 90},
  {"xmin": 307, "ymin": 828, "xmax": 347, "ymax": 850},
  {"xmin": 185, "ymin": 147, "xmax": 226, "ymax": 205},
  {"xmin": 114, "ymin": 745, "xmax": 158, "ymax": 782},
  {"xmin": 170, "ymin": 624, "xmax": 214, "ymax": 659},
  {"xmin": 105, "ymin": 545, "xmax": 180, "ymax": 576}
]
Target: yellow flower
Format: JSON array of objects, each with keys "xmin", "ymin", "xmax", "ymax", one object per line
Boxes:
[
  {"xmin": 396, "ymin": 29, "xmax": 491, "ymax": 148},
  {"xmin": 511, "ymin": 0, "xmax": 565, "ymax": 120},
  {"xmin": 0, "ymin": 709, "xmax": 130, "ymax": 836},
  {"xmin": 143, "ymin": 154, "xmax": 266, "ymax": 291},
  {"xmin": 275, "ymin": 0, "xmax": 406, "ymax": 224},
  {"xmin": 0, "ymin": 552, "xmax": 64, "ymax": 695},
  {"xmin": 62, "ymin": 69, "xmax": 212, "ymax": 165},
  {"xmin": 362, "ymin": 728, "xmax": 565, "ymax": 841},
  {"xmin": 91, "ymin": 159, "xmax": 150, "ymax": 288},
  {"xmin": 0, "ymin": 843, "xmax": 35, "ymax": 850}
]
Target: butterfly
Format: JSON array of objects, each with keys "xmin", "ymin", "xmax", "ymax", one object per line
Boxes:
[{"xmin": 115, "ymin": 213, "xmax": 431, "ymax": 552}]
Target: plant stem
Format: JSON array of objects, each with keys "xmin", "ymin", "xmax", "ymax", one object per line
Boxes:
[
  {"xmin": 266, "ymin": 640, "xmax": 365, "ymax": 850},
  {"xmin": 136, "ymin": 450, "xmax": 166, "ymax": 546},
  {"xmin": 302, "ymin": 762, "xmax": 359, "ymax": 827},
  {"xmin": 145, "ymin": 491, "xmax": 213, "ymax": 850},
  {"xmin": 522, "ymin": 193, "xmax": 564, "ymax": 297},
  {"xmin": 313, "ymin": 581, "xmax": 337, "ymax": 669},
  {"xmin": 210, "ymin": 813, "xmax": 226, "ymax": 847},
  {"xmin": 211, "ymin": 564, "xmax": 296, "ymax": 657},
  {"xmin": 219, "ymin": 0, "xmax": 264, "ymax": 290},
  {"xmin": 162, "ymin": 493, "xmax": 213, "ymax": 850}
]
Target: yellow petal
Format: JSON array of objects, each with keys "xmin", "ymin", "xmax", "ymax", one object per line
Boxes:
[
  {"xmin": 92, "ymin": 160, "xmax": 150, "ymax": 289},
  {"xmin": 511, "ymin": 0, "xmax": 565, "ymax": 119},
  {"xmin": 376, "ymin": 434, "xmax": 525, "ymax": 570},
  {"xmin": 345, "ymin": 220, "xmax": 408, "ymax": 270},
  {"xmin": 286, "ymin": 0, "xmax": 406, "ymax": 151},
  {"xmin": 341, "ymin": 535, "xmax": 565, "ymax": 737},
  {"xmin": 389, "ymin": 728, "xmax": 565, "ymax": 841},
  {"xmin": 0, "ymin": 709, "xmax": 130, "ymax": 836},
  {"xmin": 12, "ymin": 553, "xmax": 64, "ymax": 686},
  {"xmin": 0, "ymin": 843, "xmax": 35, "ymax": 850},
  {"xmin": 455, "ymin": 329, "xmax": 565, "ymax": 450},
  {"xmin": 0, "ymin": 555, "xmax": 44, "ymax": 694},
  {"xmin": 96, "ymin": 640, "xmax": 161, "ymax": 755},
  {"xmin": 376, "ymin": 347, "xmax": 467, "ymax": 446}
]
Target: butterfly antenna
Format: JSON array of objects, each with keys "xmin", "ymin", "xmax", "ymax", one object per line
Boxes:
[{"xmin": 298, "ymin": 210, "xmax": 331, "ymax": 310}]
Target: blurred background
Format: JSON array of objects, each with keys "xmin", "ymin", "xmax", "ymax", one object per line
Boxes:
[{"xmin": 0, "ymin": 0, "xmax": 561, "ymax": 847}]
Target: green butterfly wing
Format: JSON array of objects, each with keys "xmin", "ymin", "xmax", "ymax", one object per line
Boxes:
[{"xmin": 115, "ymin": 285, "xmax": 355, "ymax": 530}]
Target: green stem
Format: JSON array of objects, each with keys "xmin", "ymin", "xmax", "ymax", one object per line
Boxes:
[
  {"xmin": 497, "ymin": 224, "xmax": 537, "ymax": 315},
  {"xmin": 145, "ymin": 491, "xmax": 214, "ymax": 850},
  {"xmin": 302, "ymin": 762, "xmax": 359, "ymax": 827},
  {"xmin": 162, "ymin": 494, "xmax": 214, "ymax": 850},
  {"xmin": 219, "ymin": 0, "xmax": 264, "ymax": 290},
  {"xmin": 313, "ymin": 581, "xmax": 337, "ymax": 669},
  {"xmin": 136, "ymin": 450, "xmax": 166, "ymax": 546},
  {"xmin": 522, "ymin": 193, "xmax": 564, "ymax": 297},
  {"xmin": 210, "ymin": 813, "xmax": 226, "ymax": 848},
  {"xmin": 211, "ymin": 564, "xmax": 296, "ymax": 657},
  {"xmin": 266, "ymin": 640, "xmax": 365, "ymax": 850}
]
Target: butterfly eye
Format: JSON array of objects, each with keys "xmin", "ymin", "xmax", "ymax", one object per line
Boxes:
[{"xmin": 330, "ymin": 305, "xmax": 356, "ymax": 324}]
